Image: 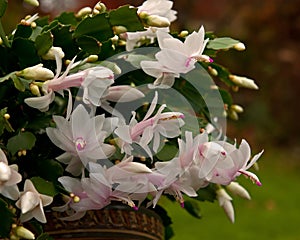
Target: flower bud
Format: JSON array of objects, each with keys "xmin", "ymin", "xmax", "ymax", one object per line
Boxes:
[
  {"xmin": 29, "ymin": 83, "xmax": 41, "ymax": 96},
  {"xmin": 30, "ymin": 22, "xmax": 37, "ymax": 28},
  {"xmin": 106, "ymin": 85, "xmax": 145, "ymax": 102},
  {"xmin": 17, "ymin": 64, "xmax": 54, "ymax": 81},
  {"xmin": 226, "ymin": 182, "xmax": 251, "ymax": 200},
  {"xmin": 208, "ymin": 66, "xmax": 218, "ymax": 76},
  {"xmin": 231, "ymin": 104, "xmax": 244, "ymax": 113},
  {"xmin": 113, "ymin": 26, "xmax": 128, "ymax": 35},
  {"xmin": 76, "ymin": 7, "xmax": 92, "ymax": 18},
  {"xmin": 178, "ymin": 30, "xmax": 189, "ymax": 38},
  {"xmin": 42, "ymin": 47, "xmax": 65, "ymax": 60},
  {"xmin": 9, "ymin": 233, "xmax": 20, "ymax": 240},
  {"xmin": 120, "ymin": 162, "xmax": 152, "ymax": 173},
  {"xmin": 23, "ymin": 0, "xmax": 39, "ymax": 7},
  {"xmin": 93, "ymin": 9, "xmax": 100, "ymax": 15},
  {"xmin": 94, "ymin": 2, "xmax": 107, "ymax": 13},
  {"xmin": 216, "ymin": 188, "xmax": 235, "ymax": 223},
  {"xmin": 233, "ymin": 42, "xmax": 246, "ymax": 51},
  {"xmin": 228, "ymin": 109, "xmax": 239, "ymax": 121},
  {"xmin": 229, "ymin": 75, "xmax": 258, "ymax": 90},
  {"xmin": 0, "ymin": 162, "xmax": 12, "ymax": 181},
  {"xmin": 196, "ymin": 55, "xmax": 213, "ymax": 63},
  {"xmin": 86, "ymin": 55, "xmax": 99, "ymax": 63},
  {"xmin": 14, "ymin": 226, "xmax": 35, "ymax": 239},
  {"xmin": 4, "ymin": 113, "xmax": 10, "ymax": 120},
  {"xmin": 140, "ymin": 13, "xmax": 170, "ymax": 28}
]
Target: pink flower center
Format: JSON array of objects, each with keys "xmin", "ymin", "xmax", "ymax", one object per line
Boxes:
[
  {"xmin": 75, "ymin": 137, "xmax": 86, "ymax": 151},
  {"xmin": 185, "ymin": 57, "xmax": 193, "ymax": 67}
]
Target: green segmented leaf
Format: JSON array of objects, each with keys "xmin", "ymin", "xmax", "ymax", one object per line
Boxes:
[
  {"xmin": 73, "ymin": 13, "xmax": 113, "ymax": 42},
  {"xmin": 207, "ymin": 37, "xmax": 240, "ymax": 50},
  {"xmin": 0, "ymin": 0, "xmax": 8, "ymax": 18},
  {"xmin": 109, "ymin": 5, "xmax": 144, "ymax": 32},
  {"xmin": 7, "ymin": 131, "xmax": 36, "ymax": 155}
]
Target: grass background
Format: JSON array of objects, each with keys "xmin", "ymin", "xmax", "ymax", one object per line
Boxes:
[{"xmin": 161, "ymin": 148, "xmax": 300, "ymax": 240}]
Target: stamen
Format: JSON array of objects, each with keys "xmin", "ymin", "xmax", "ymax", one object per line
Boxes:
[
  {"xmin": 75, "ymin": 137, "xmax": 86, "ymax": 151},
  {"xmin": 160, "ymin": 114, "xmax": 185, "ymax": 121},
  {"xmin": 185, "ymin": 57, "xmax": 193, "ymax": 67},
  {"xmin": 239, "ymin": 170, "xmax": 262, "ymax": 186}
]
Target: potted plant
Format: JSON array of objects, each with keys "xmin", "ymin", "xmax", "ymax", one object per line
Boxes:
[{"xmin": 0, "ymin": 0, "xmax": 263, "ymax": 239}]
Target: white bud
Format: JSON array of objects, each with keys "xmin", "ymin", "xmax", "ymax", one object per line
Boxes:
[
  {"xmin": 228, "ymin": 109, "xmax": 239, "ymax": 121},
  {"xmin": 178, "ymin": 30, "xmax": 189, "ymax": 38},
  {"xmin": 141, "ymin": 14, "xmax": 170, "ymax": 28},
  {"xmin": 113, "ymin": 26, "xmax": 128, "ymax": 35},
  {"xmin": 231, "ymin": 104, "xmax": 244, "ymax": 113},
  {"xmin": 0, "ymin": 162, "xmax": 12, "ymax": 181},
  {"xmin": 29, "ymin": 84, "xmax": 41, "ymax": 96},
  {"xmin": 106, "ymin": 85, "xmax": 145, "ymax": 102},
  {"xmin": 216, "ymin": 188, "xmax": 235, "ymax": 223},
  {"xmin": 17, "ymin": 64, "xmax": 54, "ymax": 81},
  {"xmin": 226, "ymin": 182, "xmax": 251, "ymax": 200},
  {"xmin": 229, "ymin": 75, "xmax": 259, "ymax": 90},
  {"xmin": 76, "ymin": 7, "xmax": 92, "ymax": 18},
  {"xmin": 15, "ymin": 226, "xmax": 35, "ymax": 239},
  {"xmin": 42, "ymin": 47, "xmax": 65, "ymax": 60},
  {"xmin": 4, "ymin": 113, "xmax": 10, "ymax": 120},
  {"xmin": 94, "ymin": 2, "xmax": 107, "ymax": 13},
  {"xmin": 208, "ymin": 66, "xmax": 218, "ymax": 76},
  {"xmin": 119, "ymin": 162, "xmax": 152, "ymax": 173},
  {"xmin": 233, "ymin": 42, "xmax": 246, "ymax": 51},
  {"xmin": 86, "ymin": 55, "xmax": 98, "ymax": 63},
  {"xmin": 23, "ymin": 0, "xmax": 39, "ymax": 7}
]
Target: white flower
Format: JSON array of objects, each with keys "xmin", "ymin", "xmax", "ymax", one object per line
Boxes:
[
  {"xmin": 137, "ymin": 0, "xmax": 177, "ymax": 23},
  {"xmin": 16, "ymin": 180, "xmax": 53, "ymax": 223},
  {"xmin": 0, "ymin": 149, "xmax": 22, "ymax": 200},
  {"xmin": 25, "ymin": 52, "xmax": 115, "ymax": 111},
  {"xmin": 141, "ymin": 26, "xmax": 210, "ymax": 88},
  {"xmin": 114, "ymin": 92, "xmax": 184, "ymax": 157},
  {"xmin": 197, "ymin": 139, "xmax": 263, "ymax": 186},
  {"xmin": 46, "ymin": 104, "xmax": 117, "ymax": 175}
]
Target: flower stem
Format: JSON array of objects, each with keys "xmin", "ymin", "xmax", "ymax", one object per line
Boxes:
[{"xmin": 0, "ymin": 20, "xmax": 10, "ymax": 48}]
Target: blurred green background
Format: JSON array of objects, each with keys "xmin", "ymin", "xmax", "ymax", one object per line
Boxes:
[{"xmin": 2, "ymin": 0, "xmax": 300, "ymax": 239}]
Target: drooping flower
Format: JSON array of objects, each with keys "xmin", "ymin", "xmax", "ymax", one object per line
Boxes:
[
  {"xmin": 46, "ymin": 104, "xmax": 117, "ymax": 175},
  {"xmin": 196, "ymin": 139, "xmax": 263, "ymax": 186},
  {"xmin": 16, "ymin": 180, "xmax": 53, "ymax": 223},
  {"xmin": 24, "ymin": 46, "xmax": 118, "ymax": 111},
  {"xmin": 0, "ymin": 148, "xmax": 22, "ymax": 200},
  {"xmin": 152, "ymin": 131, "xmax": 209, "ymax": 207},
  {"xmin": 114, "ymin": 91, "xmax": 184, "ymax": 157}
]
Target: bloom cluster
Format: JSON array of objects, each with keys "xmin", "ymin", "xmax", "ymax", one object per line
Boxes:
[{"xmin": 0, "ymin": 0, "xmax": 263, "ymax": 239}]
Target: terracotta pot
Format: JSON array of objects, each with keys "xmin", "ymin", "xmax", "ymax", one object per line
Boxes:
[{"xmin": 44, "ymin": 203, "xmax": 164, "ymax": 240}]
